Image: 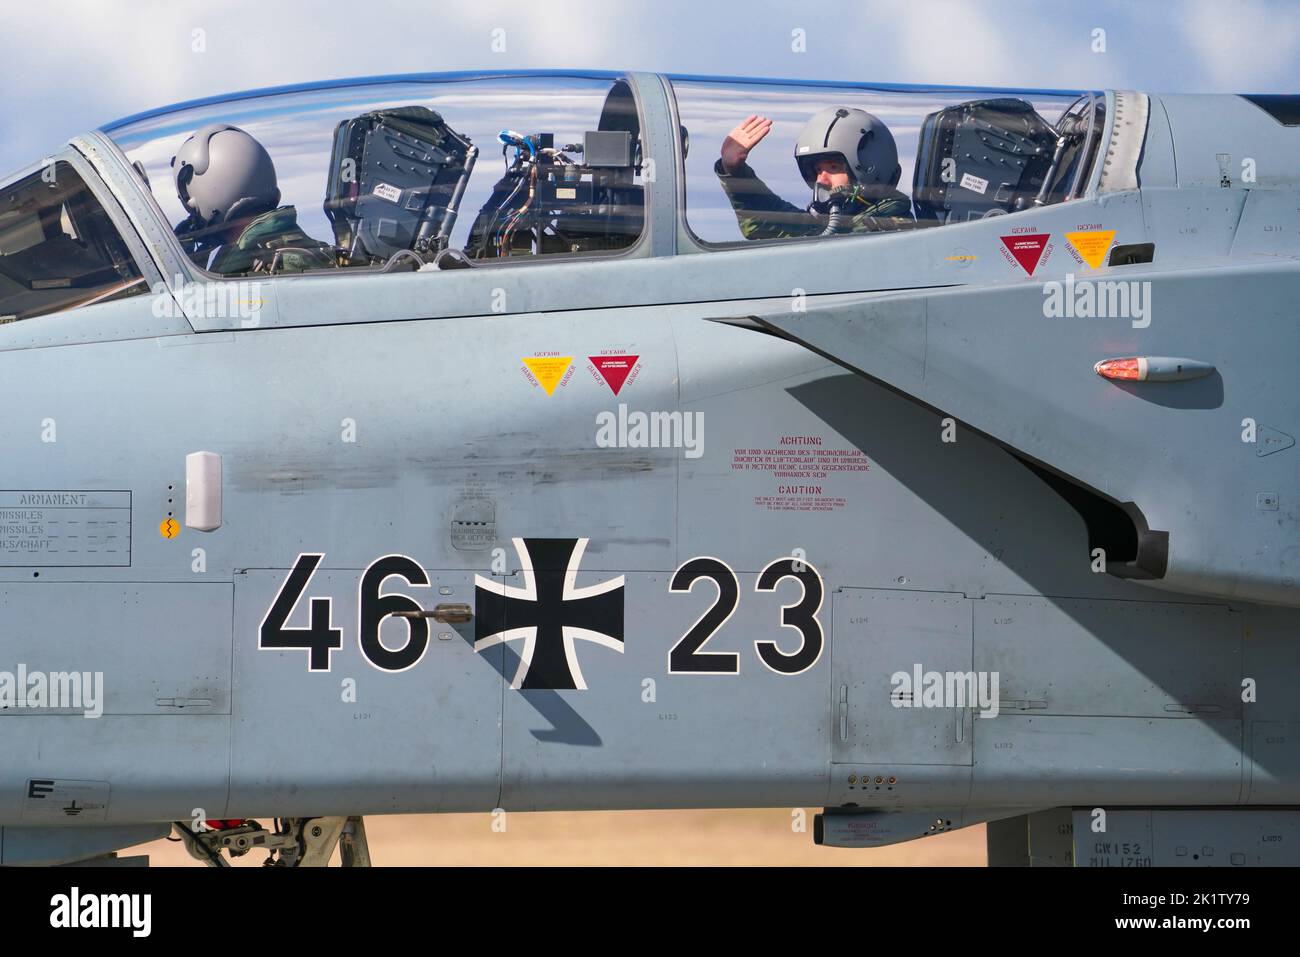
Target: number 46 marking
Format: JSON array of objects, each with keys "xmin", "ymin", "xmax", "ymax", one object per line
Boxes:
[
  {"xmin": 668, "ymin": 556, "xmax": 823, "ymax": 676},
  {"xmin": 258, "ymin": 552, "xmax": 431, "ymax": 673}
]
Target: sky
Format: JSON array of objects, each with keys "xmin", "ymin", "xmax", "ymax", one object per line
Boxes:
[{"xmin": 2, "ymin": 0, "xmax": 1298, "ymax": 177}]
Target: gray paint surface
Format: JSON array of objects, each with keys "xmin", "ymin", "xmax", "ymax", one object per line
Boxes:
[{"xmin": 1, "ymin": 72, "xmax": 1298, "ymax": 864}]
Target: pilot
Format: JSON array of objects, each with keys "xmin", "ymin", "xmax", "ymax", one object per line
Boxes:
[
  {"xmin": 171, "ymin": 124, "xmax": 336, "ymax": 274},
  {"xmin": 715, "ymin": 107, "xmax": 914, "ymax": 239}
]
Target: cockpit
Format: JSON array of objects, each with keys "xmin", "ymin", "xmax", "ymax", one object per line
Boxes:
[
  {"xmin": 100, "ymin": 72, "xmax": 1106, "ymax": 278},
  {"xmin": 0, "ymin": 73, "xmax": 1125, "ymax": 326},
  {"xmin": 81, "ymin": 72, "xmax": 1120, "ymax": 282},
  {"xmin": 669, "ymin": 77, "xmax": 1105, "ymax": 244},
  {"xmin": 107, "ymin": 74, "xmax": 649, "ymax": 277}
]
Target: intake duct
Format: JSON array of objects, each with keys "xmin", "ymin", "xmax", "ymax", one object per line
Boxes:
[{"xmin": 1015, "ymin": 454, "xmax": 1168, "ymax": 580}]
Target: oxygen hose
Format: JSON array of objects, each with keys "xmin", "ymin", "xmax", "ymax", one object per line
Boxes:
[{"xmin": 820, "ymin": 204, "xmax": 847, "ymax": 236}]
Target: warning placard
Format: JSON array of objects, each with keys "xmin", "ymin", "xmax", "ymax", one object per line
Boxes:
[
  {"xmin": 24, "ymin": 778, "xmax": 110, "ymax": 822},
  {"xmin": 589, "ymin": 354, "xmax": 640, "ymax": 395},
  {"xmin": 731, "ymin": 437, "xmax": 869, "ymax": 513},
  {"xmin": 1065, "ymin": 229, "xmax": 1116, "ymax": 269},
  {"xmin": 522, "ymin": 356, "xmax": 574, "ymax": 395},
  {"xmin": 1000, "ymin": 233, "xmax": 1050, "ymax": 275},
  {"xmin": 0, "ymin": 490, "xmax": 130, "ymax": 567}
]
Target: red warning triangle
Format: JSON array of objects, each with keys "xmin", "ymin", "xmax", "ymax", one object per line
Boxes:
[
  {"xmin": 1000, "ymin": 233, "xmax": 1050, "ymax": 275},
  {"xmin": 589, "ymin": 355, "xmax": 639, "ymax": 395}
]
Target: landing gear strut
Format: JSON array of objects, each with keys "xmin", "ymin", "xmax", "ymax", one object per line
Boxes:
[{"xmin": 174, "ymin": 816, "xmax": 372, "ymax": 867}]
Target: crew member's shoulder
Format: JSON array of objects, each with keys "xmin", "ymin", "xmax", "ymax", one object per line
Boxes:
[
  {"xmin": 236, "ymin": 205, "xmax": 304, "ymax": 247},
  {"xmin": 855, "ymin": 189, "xmax": 914, "ymax": 223}
]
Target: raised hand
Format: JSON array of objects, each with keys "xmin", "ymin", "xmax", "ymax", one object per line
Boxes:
[{"xmin": 720, "ymin": 115, "xmax": 773, "ymax": 173}]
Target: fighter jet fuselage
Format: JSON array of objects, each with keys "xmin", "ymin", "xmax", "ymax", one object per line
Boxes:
[{"xmin": 0, "ymin": 72, "xmax": 1296, "ymax": 866}]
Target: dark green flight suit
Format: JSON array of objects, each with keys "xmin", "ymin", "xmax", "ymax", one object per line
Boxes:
[
  {"xmin": 208, "ymin": 206, "xmax": 337, "ymax": 274},
  {"xmin": 178, "ymin": 206, "xmax": 336, "ymax": 275},
  {"xmin": 713, "ymin": 159, "xmax": 914, "ymax": 240}
]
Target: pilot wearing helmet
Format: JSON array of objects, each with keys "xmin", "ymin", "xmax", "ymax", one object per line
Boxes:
[
  {"xmin": 715, "ymin": 107, "xmax": 914, "ymax": 240},
  {"xmin": 171, "ymin": 124, "xmax": 336, "ymax": 274}
]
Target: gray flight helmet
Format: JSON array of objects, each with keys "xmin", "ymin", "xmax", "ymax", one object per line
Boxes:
[
  {"xmin": 171, "ymin": 124, "xmax": 280, "ymax": 228},
  {"xmin": 794, "ymin": 106, "xmax": 901, "ymax": 190}
]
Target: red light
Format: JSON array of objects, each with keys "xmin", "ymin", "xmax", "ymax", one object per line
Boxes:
[{"xmin": 1094, "ymin": 357, "xmax": 1144, "ymax": 381}]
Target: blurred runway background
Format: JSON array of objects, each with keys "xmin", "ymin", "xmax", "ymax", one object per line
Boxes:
[{"xmin": 127, "ymin": 810, "xmax": 986, "ymax": 866}]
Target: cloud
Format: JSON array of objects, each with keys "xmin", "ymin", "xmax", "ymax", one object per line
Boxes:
[
  {"xmin": 1180, "ymin": 0, "xmax": 1300, "ymax": 90},
  {"xmin": 2, "ymin": 0, "xmax": 1299, "ymax": 177}
]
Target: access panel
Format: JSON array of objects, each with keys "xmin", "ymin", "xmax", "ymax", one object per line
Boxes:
[
  {"xmin": 230, "ymin": 565, "xmax": 501, "ymax": 816},
  {"xmin": 832, "ymin": 588, "xmax": 974, "ymax": 766},
  {"xmin": 0, "ymin": 582, "xmax": 231, "ymax": 715},
  {"xmin": 500, "ymin": 560, "xmax": 833, "ymax": 810}
]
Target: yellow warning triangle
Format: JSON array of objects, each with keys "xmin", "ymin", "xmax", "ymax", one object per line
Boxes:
[
  {"xmin": 1066, "ymin": 229, "xmax": 1117, "ymax": 269},
  {"xmin": 522, "ymin": 356, "xmax": 573, "ymax": 395}
]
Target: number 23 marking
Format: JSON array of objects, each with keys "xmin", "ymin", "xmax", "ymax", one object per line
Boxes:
[{"xmin": 668, "ymin": 556, "xmax": 824, "ymax": 676}]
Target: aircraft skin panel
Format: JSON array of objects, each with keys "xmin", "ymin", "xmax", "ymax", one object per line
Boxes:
[
  {"xmin": 756, "ymin": 256, "xmax": 1300, "ymax": 607},
  {"xmin": 1248, "ymin": 722, "xmax": 1300, "ymax": 803},
  {"xmin": 229, "ymin": 570, "xmax": 501, "ymax": 816},
  {"xmin": 0, "ymin": 716, "xmax": 231, "ymax": 825},
  {"xmin": 5, "ymin": 302, "xmax": 1294, "ymax": 816},
  {"xmin": 0, "ymin": 291, "xmax": 192, "ymax": 353},
  {"xmin": 498, "ymin": 570, "xmax": 833, "ymax": 811},
  {"xmin": 970, "ymin": 715, "xmax": 1244, "ymax": 806},
  {"xmin": 991, "ymin": 807, "xmax": 1300, "ymax": 866},
  {"xmin": 1140, "ymin": 187, "xmax": 1249, "ymax": 259},
  {"xmin": 9, "ymin": 298, "xmax": 1295, "ymax": 821},
  {"xmin": 0, "ymin": 582, "xmax": 232, "ymax": 716},
  {"xmin": 142, "ymin": 186, "xmax": 1162, "ymax": 337},
  {"xmin": 671, "ymin": 314, "xmax": 1150, "ymax": 602},
  {"xmin": 1159, "ymin": 93, "xmax": 1300, "ymax": 190},
  {"xmin": 1229, "ymin": 187, "xmax": 1300, "ymax": 257},
  {"xmin": 831, "ymin": 590, "xmax": 973, "ymax": 768},
  {"xmin": 1072, "ymin": 808, "xmax": 1300, "ymax": 866},
  {"xmin": 973, "ymin": 597, "xmax": 1242, "ymax": 720},
  {"xmin": 1137, "ymin": 96, "xmax": 1178, "ymax": 188},
  {"xmin": 0, "ymin": 822, "xmax": 172, "ymax": 866}
]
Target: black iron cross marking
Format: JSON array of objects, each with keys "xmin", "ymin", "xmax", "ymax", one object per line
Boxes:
[{"xmin": 474, "ymin": 538, "xmax": 625, "ymax": 690}]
